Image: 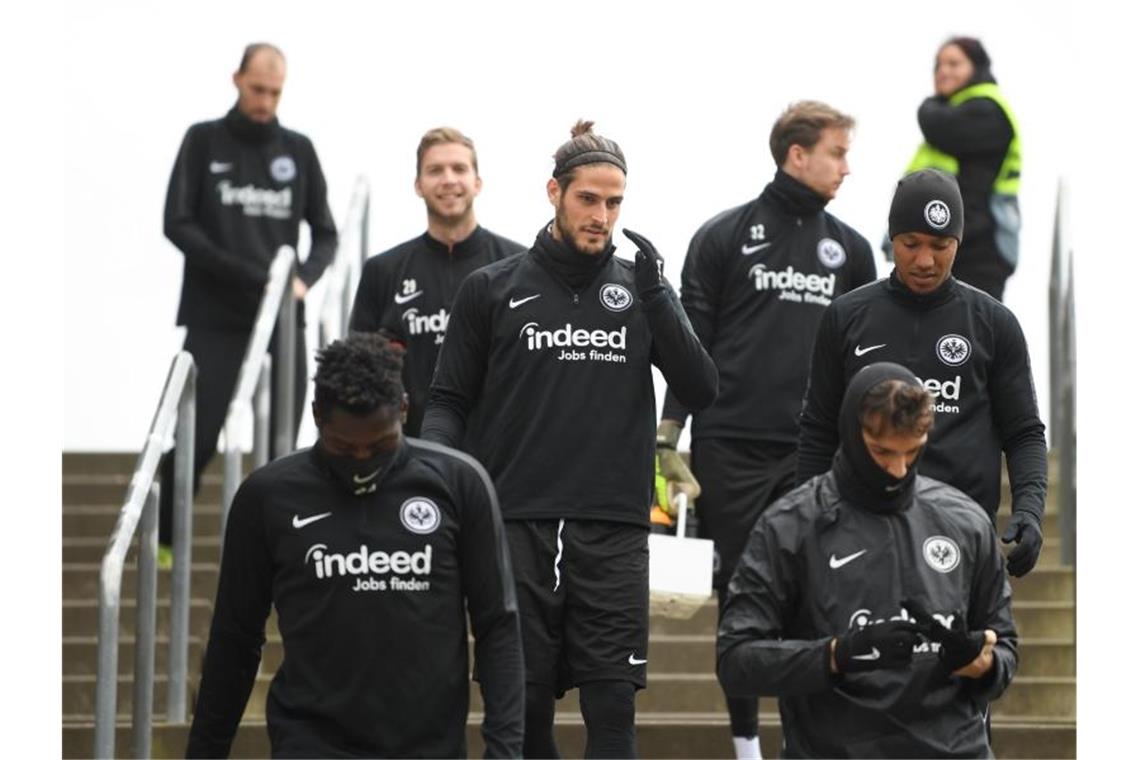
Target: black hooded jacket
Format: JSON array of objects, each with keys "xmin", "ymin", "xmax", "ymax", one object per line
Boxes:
[{"xmin": 718, "ymin": 363, "xmax": 1018, "ymax": 758}]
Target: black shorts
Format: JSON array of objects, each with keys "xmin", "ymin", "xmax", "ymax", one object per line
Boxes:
[
  {"xmin": 505, "ymin": 519, "xmax": 649, "ymax": 695},
  {"xmin": 690, "ymin": 438, "xmax": 797, "ymax": 589}
]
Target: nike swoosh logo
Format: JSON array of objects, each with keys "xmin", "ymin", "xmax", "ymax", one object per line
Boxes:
[
  {"xmin": 292, "ymin": 512, "xmax": 332, "ymax": 529},
  {"xmin": 209, "ymin": 161, "xmax": 232, "ymax": 173},
  {"xmin": 353, "ymin": 469, "xmax": 382, "ymax": 484},
  {"xmin": 628, "ymin": 654, "xmax": 648, "ymax": 665},
  {"xmin": 852, "ymin": 647, "xmax": 881, "ymax": 661},
  {"xmin": 741, "ymin": 242, "xmax": 772, "ymax": 255},
  {"xmin": 829, "ymin": 549, "xmax": 868, "ymax": 569},
  {"xmin": 854, "ymin": 343, "xmax": 886, "ymax": 357},
  {"xmin": 509, "ymin": 294, "xmax": 541, "ymax": 309},
  {"xmin": 393, "ymin": 291, "xmax": 423, "ymax": 304}
]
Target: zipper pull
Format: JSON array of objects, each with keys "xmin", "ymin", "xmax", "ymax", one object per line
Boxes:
[{"xmin": 572, "ymin": 293, "xmax": 579, "ymax": 305}]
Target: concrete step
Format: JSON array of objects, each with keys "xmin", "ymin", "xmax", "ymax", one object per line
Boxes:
[
  {"xmin": 63, "ymin": 505, "xmax": 223, "ymax": 541},
  {"xmin": 1009, "ymin": 566, "xmax": 1075, "ymax": 602},
  {"xmin": 62, "ymin": 452, "xmax": 241, "ymax": 478},
  {"xmin": 63, "ymin": 598, "xmax": 215, "ymax": 638},
  {"xmin": 62, "ymin": 633, "xmax": 1074, "ymax": 679},
  {"xmin": 64, "ymin": 670, "xmax": 1075, "ymax": 721},
  {"xmin": 63, "ymin": 536, "xmax": 222, "ymax": 564},
  {"xmin": 64, "ymin": 595, "xmax": 1073, "ymax": 648},
  {"xmin": 650, "ymin": 599, "xmax": 1075, "ymax": 639},
  {"xmin": 60, "ymin": 715, "xmax": 1077, "ymax": 759},
  {"xmin": 63, "ymin": 475, "xmax": 228, "ymax": 507},
  {"xmin": 63, "ymin": 563, "xmax": 220, "ymax": 601}
]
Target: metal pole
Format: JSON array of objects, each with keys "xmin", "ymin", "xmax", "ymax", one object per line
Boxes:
[
  {"xmin": 674, "ymin": 492, "xmax": 688, "ymax": 538},
  {"xmin": 94, "ymin": 555, "xmax": 124, "ymax": 758},
  {"xmin": 167, "ymin": 364, "xmax": 195, "ymax": 723},
  {"xmin": 132, "ymin": 484, "xmax": 159, "ymax": 758},
  {"xmin": 1060, "ymin": 255, "xmax": 1077, "ymax": 566},
  {"xmin": 360, "ymin": 189, "xmax": 370, "ymax": 270},
  {"xmin": 254, "ymin": 355, "xmax": 272, "ymax": 468},
  {"xmin": 221, "ymin": 423, "xmax": 242, "ymax": 535},
  {"xmin": 273, "ymin": 283, "xmax": 297, "ymax": 459},
  {"xmin": 1048, "ymin": 184, "xmax": 1062, "ymax": 448}
]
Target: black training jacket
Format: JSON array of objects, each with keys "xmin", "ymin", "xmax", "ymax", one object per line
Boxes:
[
  {"xmin": 422, "ymin": 231, "xmax": 717, "ymax": 526},
  {"xmin": 185, "ymin": 439, "xmax": 523, "ymax": 759},
  {"xmin": 661, "ymin": 171, "xmax": 876, "ymax": 443},
  {"xmin": 796, "ymin": 273, "xmax": 1047, "ymax": 522},
  {"xmin": 718, "ymin": 472, "xmax": 1018, "ymax": 759},
  {"xmin": 164, "ymin": 108, "xmax": 338, "ymax": 330},
  {"xmin": 349, "ymin": 227, "xmax": 525, "ymax": 436}
]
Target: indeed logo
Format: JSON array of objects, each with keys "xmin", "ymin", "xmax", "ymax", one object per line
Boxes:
[
  {"xmin": 915, "ymin": 375, "xmax": 962, "ymax": 413},
  {"xmin": 520, "ymin": 322, "xmax": 627, "ymax": 351},
  {"xmin": 749, "ymin": 264, "xmax": 835, "ymax": 305},
  {"xmin": 217, "ymin": 180, "xmax": 292, "ymax": 219},
  {"xmin": 402, "ymin": 307, "xmax": 449, "ymax": 336},
  {"xmin": 305, "ymin": 543, "xmax": 432, "ymax": 579}
]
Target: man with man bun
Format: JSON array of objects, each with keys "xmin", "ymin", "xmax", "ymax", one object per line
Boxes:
[
  {"xmin": 423, "ymin": 121, "xmax": 717, "ymax": 758},
  {"xmin": 797, "ymin": 168, "xmax": 1047, "ymax": 578}
]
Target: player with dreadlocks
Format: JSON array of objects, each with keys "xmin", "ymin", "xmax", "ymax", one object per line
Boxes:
[{"xmin": 187, "ymin": 332, "xmax": 524, "ymax": 758}]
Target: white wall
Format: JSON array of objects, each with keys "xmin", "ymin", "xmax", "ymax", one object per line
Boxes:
[{"xmin": 63, "ymin": 0, "xmax": 1073, "ymax": 450}]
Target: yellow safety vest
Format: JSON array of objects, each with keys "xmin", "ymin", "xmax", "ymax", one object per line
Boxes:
[{"xmin": 905, "ymin": 83, "xmax": 1021, "ymax": 196}]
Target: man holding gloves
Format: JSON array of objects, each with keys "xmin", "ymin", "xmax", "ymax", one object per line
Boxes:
[{"xmin": 719, "ymin": 362, "xmax": 1017, "ymax": 758}]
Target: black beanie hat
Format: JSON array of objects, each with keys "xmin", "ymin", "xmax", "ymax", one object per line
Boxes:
[{"xmin": 888, "ymin": 169, "xmax": 964, "ymax": 242}]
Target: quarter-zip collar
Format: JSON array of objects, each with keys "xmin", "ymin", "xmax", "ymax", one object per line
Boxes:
[
  {"xmin": 531, "ymin": 223, "xmax": 615, "ymax": 291},
  {"xmin": 422, "ymin": 225, "xmax": 488, "ymax": 259},
  {"xmin": 887, "ymin": 269, "xmax": 957, "ymax": 310}
]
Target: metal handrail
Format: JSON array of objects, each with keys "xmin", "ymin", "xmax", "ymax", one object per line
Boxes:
[
  {"xmin": 1048, "ymin": 177, "xmax": 1076, "ymax": 566},
  {"xmin": 316, "ymin": 175, "xmax": 371, "ymax": 348},
  {"xmin": 94, "ymin": 351, "xmax": 196, "ymax": 758},
  {"xmin": 221, "ymin": 246, "xmax": 295, "ymax": 527}
]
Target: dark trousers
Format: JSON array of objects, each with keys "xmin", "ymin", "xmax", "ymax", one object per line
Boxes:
[{"xmin": 158, "ymin": 311, "xmax": 306, "ymax": 545}]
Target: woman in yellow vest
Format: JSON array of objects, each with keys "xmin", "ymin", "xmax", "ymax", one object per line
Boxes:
[{"xmin": 905, "ymin": 37, "xmax": 1021, "ymax": 301}]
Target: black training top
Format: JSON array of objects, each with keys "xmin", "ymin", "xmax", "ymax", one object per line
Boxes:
[
  {"xmin": 185, "ymin": 439, "xmax": 523, "ymax": 759},
  {"xmin": 422, "ymin": 226, "xmax": 717, "ymax": 526},
  {"xmin": 661, "ymin": 170, "xmax": 876, "ymax": 443},
  {"xmin": 796, "ymin": 272, "xmax": 1047, "ymax": 522},
  {"xmin": 718, "ymin": 472, "xmax": 1018, "ymax": 758},
  {"xmin": 349, "ymin": 227, "xmax": 525, "ymax": 436},
  {"xmin": 164, "ymin": 106, "xmax": 338, "ymax": 330}
]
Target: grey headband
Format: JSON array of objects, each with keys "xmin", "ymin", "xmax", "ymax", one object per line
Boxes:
[{"xmin": 553, "ymin": 149, "xmax": 627, "ymax": 178}]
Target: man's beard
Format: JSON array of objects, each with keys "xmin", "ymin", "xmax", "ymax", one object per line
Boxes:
[
  {"xmin": 554, "ymin": 208, "xmax": 609, "ymax": 256},
  {"xmin": 425, "ymin": 195, "xmax": 475, "ymax": 227}
]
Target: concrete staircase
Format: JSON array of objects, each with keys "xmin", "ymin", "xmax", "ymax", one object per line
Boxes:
[{"xmin": 62, "ymin": 453, "xmax": 1075, "ymax": 758}]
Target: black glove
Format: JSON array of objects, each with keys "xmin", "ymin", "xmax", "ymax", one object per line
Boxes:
[
  {"xmin": 623, "ymin": 228, "xmax": 666, "ymax": 297},
  {"xmin": 833, "ymin": 619, "xmax": 922, "ymax": 673},
  {"xmin": 903, "ymin": 598, "xmax": 986, "ymax": 673},
  {"xmin": 1001, "ymin": 511, "xmax": 1043, "ymax": 577}
]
